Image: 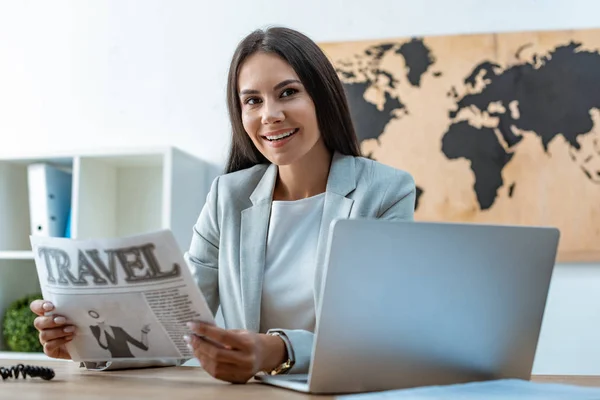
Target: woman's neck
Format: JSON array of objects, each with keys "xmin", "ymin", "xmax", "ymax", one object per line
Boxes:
[{"xmin": 273, "ymin": 141, "xmax": 332, "ymax": 201}]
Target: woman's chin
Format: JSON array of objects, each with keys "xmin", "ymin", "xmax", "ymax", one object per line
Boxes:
[{"xmin": 265, "ymin": 152, "xmax": 297, "ymax": 167}]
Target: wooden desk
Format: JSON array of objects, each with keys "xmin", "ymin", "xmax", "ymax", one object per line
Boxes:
[{"xmin": 1, "ymin": 358, "xmax": 599, "ymax": 400}]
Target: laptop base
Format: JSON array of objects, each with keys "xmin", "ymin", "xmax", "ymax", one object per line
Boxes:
[{"xmin": 254, "ymin": 374, "xmax": 310, "ymax": 393}]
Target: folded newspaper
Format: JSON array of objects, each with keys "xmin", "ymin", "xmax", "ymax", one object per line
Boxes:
[{"xmin": 30, "ymin": 229, "xmax": 214, "ymax": 364}]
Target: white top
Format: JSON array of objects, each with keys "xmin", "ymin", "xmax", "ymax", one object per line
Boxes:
[{"xmin": 259, "ymin": 193, "xmax": 326, "ymax": 333}]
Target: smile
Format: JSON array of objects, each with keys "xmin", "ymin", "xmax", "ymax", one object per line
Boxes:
[{"xmin": 263, "ymin": 128, "xmax": 299, "ymax": 142}]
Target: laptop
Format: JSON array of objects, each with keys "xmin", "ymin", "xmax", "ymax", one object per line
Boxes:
[{"xmin": 255, "ymin": 219, "xmax": 560, "ymax": 394}]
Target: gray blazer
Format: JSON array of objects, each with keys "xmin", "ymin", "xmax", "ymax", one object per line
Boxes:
[{"xmin": 184, "ymin": 152, "xmax": 416, "ymax": 373}]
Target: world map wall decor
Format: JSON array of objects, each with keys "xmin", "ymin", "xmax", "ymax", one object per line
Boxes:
[{"xmin": 320, "ymin": 28, "xmax": 600, "ymax": 262}]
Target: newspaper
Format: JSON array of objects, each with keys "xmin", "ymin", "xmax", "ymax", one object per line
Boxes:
[{"xmin": 30, "ymin": 229, "xmax": 214, "ymax": 363}]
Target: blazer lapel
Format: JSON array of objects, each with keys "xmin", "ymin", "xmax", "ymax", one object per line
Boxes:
[
  {"xmin": 240, "ymin": 163, "xmax": 277, "ymax": 332},
  {"xmin": 313, "ymin": 153, "xmax": 357, "ymax": 302}
]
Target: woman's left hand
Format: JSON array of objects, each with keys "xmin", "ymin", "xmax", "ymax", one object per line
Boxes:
[{"xmin": 185, "ymin": 322, "xmax": 286, "ymax": 384}]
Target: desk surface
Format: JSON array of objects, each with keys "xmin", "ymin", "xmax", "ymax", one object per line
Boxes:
[{"xmin": 1, "ymin": 358, "xmax": 599, "ymax": 400}]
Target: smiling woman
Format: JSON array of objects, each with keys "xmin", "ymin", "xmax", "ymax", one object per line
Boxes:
[
  {"xmin": 30, "ymin": 26, "xmax": 417, "ymax": 385},
  {"xmin": 225, "ymin": 28, "xmax": 361, "ymax": 176}
]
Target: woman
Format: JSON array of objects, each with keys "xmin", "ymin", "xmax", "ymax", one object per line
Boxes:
[{"xmin": 30, "ymin": 26, "xmax": 416, "ymax": 384}]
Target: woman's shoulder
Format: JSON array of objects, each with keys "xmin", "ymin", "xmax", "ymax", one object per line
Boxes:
[
  {"xmin": 352, "ymin": 155, "xmax": 415, "ymax": 189},
  {"xmin": 211, "ymin": 163, "xmax": 271, "ymax": 199}
]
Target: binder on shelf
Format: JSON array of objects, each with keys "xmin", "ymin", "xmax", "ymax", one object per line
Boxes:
[
  {"xmin": 27, "ymin": 163, "xmax": 73, "ymax": 238},
  {"xmin": 64, "ymin": 208, "xmax": 72, "ymax": 238}
]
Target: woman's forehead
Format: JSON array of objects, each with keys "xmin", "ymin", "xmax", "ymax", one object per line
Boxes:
[{"xmin": 238, "ymin": 52, "xmax": 300, "ymax": 91}]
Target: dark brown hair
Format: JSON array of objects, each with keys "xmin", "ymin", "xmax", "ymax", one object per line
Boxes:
[{"xmin": 225, "ymin": 26, "xmax": 361, "ymax": 174}]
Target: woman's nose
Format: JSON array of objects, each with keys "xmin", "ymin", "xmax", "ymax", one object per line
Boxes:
[{"xmin": 261, "ymin": 101, "xmax": 285, "ymax": 125}]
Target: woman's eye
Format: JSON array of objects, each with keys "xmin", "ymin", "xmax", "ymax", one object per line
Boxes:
[
  {"xmin": 281, "ymin": 88, "xmax": 298, "ymax": 97},
  {"xmin": 244, "ymin": 97, "xmax": 261, "ymax": 105}
]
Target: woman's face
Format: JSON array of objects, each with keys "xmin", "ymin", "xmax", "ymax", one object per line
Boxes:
[{"xmin": 237, "ymin": 52, "xmax": 323, "ymax": 166}]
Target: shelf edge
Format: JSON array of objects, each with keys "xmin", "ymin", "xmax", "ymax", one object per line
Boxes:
[{"xmin": 0, "ymin": 251, "xmax": 34, "ymax": 260}]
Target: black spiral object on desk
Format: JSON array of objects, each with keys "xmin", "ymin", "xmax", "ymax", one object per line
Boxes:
[{"xmin": 0, "ymin": 364, "xmax": 55, "ymax": 381}]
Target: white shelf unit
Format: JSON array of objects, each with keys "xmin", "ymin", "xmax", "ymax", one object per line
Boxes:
[{"xmin": 0, "ymin": 146, "xmax": 215, "ymax": 352}]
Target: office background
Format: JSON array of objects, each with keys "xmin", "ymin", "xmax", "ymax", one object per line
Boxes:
[{"xmin": 0, "ymin": 0, "xmax": 598, "ymax": 375}]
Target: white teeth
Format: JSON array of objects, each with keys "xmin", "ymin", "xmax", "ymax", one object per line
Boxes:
[{"xmin": 265, "ymin": 129, "xmax": 296, "ymax": 141}]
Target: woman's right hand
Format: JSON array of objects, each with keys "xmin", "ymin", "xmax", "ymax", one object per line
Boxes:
[{"xmin": 30, "ymin": 300, "xmax": 75, "ymax": 360}]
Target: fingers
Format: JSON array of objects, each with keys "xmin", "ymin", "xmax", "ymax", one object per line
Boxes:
[
  {"xmin": 39, "ymin": 325, "xmax": 74, "ymax": 361},
  {"xmin": 196, "ymin": 353, "xmax": 247, "ymax": 383},
  {"xmin": 33, "ymin": 315, "xmax": 74, "ymax": 331},
  {"xmin": 186, "ymin": 338, "xmax": 252, "ymax": 384},
  {"xmin": 43, "ymin": 336, "xmax": 73, "ymax": 360},
  {"xmin": 187, "ymin": 322, "xmax": 248, "ymax": 350},
  {"xmin": 29, "ymin": 300, "xmax": 73, "ymax": 361},
  {"xmin": 39, "ymin": 326, "xmax": 76, "ymax": 344},
  {"xmin": 34, "ymin": 313, "xmax": 77, "ymax": 355},
  {"xmin": 184, "ymin": 332, "xmax": 257, "ymax": 384},
  {"xmin": 30, "ymin": 299, "xmax": 54, "ymax": 316},
  {"xmin": 186, "ymin": 334, "xmax": 245, "ymax": 365}
]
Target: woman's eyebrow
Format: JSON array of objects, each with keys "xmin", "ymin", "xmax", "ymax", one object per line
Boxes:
[
  {"xmin": 239, "ymin": 79, "xmax": 301, "ymax": 96},
  {"xmin": 239, "ymin": 88, "xmax": 259, "ymax": 96},
  {"xmin": 273, "ymin": 79, "xmax": 301, "ymax": 91}
]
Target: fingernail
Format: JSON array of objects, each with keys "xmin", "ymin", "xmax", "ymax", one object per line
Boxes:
[
  {"xmin": 186, "ymin": 322, "xmax": 195, "ymax": 329},
  {"xmin": 183, "ymin": 335, "xmax": 191, "ymax": 344},
  {"xmin": 43, "ymin": 302, "xmax": 54, "ymax": 311},
  {"xmin": 54, "ymin": 316, "xmax": 66, "ymax": 325},
  {"xmin": 63, "ymin": 326, "xmax": 76, "ymax": 333},
  {"xmin": 186, "ymin": 344, "xmax": 194, "ymax": 352}
]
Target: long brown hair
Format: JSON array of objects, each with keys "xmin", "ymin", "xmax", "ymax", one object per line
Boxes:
[{"xmin": 225, "ymin": 27, "xmax": 361, "ymax": 174}]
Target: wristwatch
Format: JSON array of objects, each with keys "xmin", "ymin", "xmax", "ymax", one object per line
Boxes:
[{"xmin": 267, "ymin": 331, "xmax": 295, "ymax": 375}]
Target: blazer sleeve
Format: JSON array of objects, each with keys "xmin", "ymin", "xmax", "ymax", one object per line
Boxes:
[
  {"xmin": 377, "ymin": 171, "xmax": 416, "ymax": 221},
  {"xmin": 184, "ymin": 176, "xmax": 222, "ymax": 317}
]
